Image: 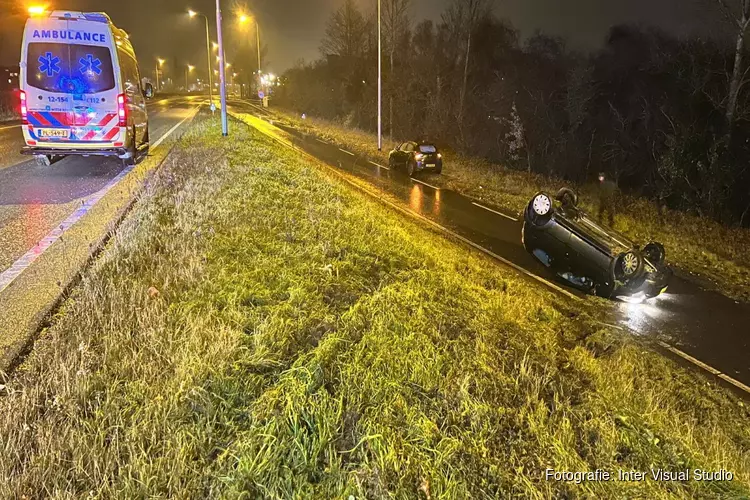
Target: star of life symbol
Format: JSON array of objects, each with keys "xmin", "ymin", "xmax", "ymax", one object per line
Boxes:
[
  {"xmin": 79, "ymin": 54, "xmax": 102, "ymax": 75},
  {"xmin": 38, "ymin": 52, "xmax": 61, "ymax": 77}
]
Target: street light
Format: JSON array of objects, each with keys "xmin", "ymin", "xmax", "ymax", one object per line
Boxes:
[
  {"xmin": 215, "ymin": 0, "xmax": 229, "ymax": 135},
  {"xmin": 186, "ymin": 64, "xmax": 195, "ymax": 90},
  {"xmin": 239, "ymin": 13, "xmax": 262, "ymax": 95},
  {"xmin": 377, "ymin": 0, "xmax": 382, "ymax": 151},
  {"xmin": 188, "ymin": 9, "xmax": 214, "ymax": 106},
  {"xmin": 155, "ymin": 58, "xmax": 165, "ymax": 93}
]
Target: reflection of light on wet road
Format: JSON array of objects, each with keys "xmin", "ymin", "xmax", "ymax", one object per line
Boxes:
[
  {"xmin": 433, "ymin": 189, "xmax": 442, "ymax": 216},
  {"xmin": 619, "ymin": 293, "xmax": 675, "ymax": 334},
  {"xmin": 409, "ymin": 184, "xmax": 423, "ymax": 213}
]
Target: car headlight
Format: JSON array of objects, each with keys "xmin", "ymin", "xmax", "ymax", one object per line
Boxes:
[{"xmin": 415, "ymin": 153, "xmax": 424, "ymax": 161}]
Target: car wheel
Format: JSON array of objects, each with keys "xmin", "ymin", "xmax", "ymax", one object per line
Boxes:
[
  {"xmin": 122, "ymin": 127, "xmax": 137, "ymax": 167},
  {"xmin": 643, "ymin": 242, "xmax": 666, "ymax": 264},
  {"xmin": 525, "ymin": 192, "xmax": 554, "ymax": 227},
  {"xmin": 434, "ymin": 162, "xmax": 443, "ymax": 174},
  {"xmin": 140, "ymin": 126, "xmax": 150, "ymax": 160},
  {"xmin": 34, "ymin": 155, "xmax": 52, "ymax": 167},
  {"xmin": 532, "ymin": 193, "xmax": 552, "ymax": 216},
  {"xmin": 615, "ymin": 251, "xmax": 645, "ymax": 281}
]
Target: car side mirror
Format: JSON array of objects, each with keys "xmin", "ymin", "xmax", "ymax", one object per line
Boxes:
[{"xmin": 143, "ymin": 83, "xmax": 154, "ymax": 99}]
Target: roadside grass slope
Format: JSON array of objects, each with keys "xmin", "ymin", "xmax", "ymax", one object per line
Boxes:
[
  {"xmin": 0, "ymin": 114, "xmax": 748, "ymax": 498},
  {"xmin": 271, "ymin": 109, "xmax": 750, "ymax": 303}
]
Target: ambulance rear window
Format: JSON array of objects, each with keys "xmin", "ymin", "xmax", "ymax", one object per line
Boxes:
[{"xmin": 27, "ymin": 43, "xmax": 115, "ymax": 94}]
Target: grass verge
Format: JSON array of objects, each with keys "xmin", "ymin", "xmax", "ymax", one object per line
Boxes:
[
  {"xmin": 0, "ymin": 113, "xmax": 748, "ymax": 498},
  {"xmin": 269, "ymin": 109, "xmax": 750, "ymax": 303}
]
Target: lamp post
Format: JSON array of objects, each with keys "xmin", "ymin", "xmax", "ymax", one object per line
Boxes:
[
  {"xmin": 188, "ymin": 9, "xmax": 214, "ymax": 106},
  {"xmin": 155, "ymin": 58, "xmax": 165, "ymax": 93},
  {"xmin": 377, "ymin": 0, "xmax": 382, "ymax": 151},
  {"xmin": 186, "ymin": 64, "xmax": 195, "ymax": 90},
  {"xmin": 239, "ymin": 14, "xmax": 262, "ymax": 94},
  {"xmin": 215, "ymin": 0, "xmax": 229, "ymax": 135}
]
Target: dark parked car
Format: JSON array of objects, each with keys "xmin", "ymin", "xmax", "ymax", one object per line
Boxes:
[
  {"xmin": 521, "ymin": 188, "xmax": 671, "ymax": 301},
  {"xmin": 388, "ymin": 141, "xmax": 443, "ymax": 175}
]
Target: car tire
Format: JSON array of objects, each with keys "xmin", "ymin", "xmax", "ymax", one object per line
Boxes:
[
  {"xmin": 615, "ymin": 251, "xmax": 645, "ymax": 281},
  {"xmin": 140, "ymin": 126, "xmax": 150, "ymax": 161},
  {"xmin": 526, "ymin": 192, "xmax": 554, "ymax": 226},
  {"xmin": 643, "ymin": 242, "xmax": 666, "ymax": 264},
  {"xmin": 122, "ymin": 127, "xmax": 137, "ymax": 167},
  {"xmin": 434, "ymin": 163, "xmax": 442, "ymax": 174},
  {"xmin": 34, "ymin": 155, "xmax": 53, "ymax": 167}
]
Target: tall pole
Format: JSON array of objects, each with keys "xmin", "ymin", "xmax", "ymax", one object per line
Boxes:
[
  {"xmin": 155, "ymin": 62, "xmax": 160, "ymax": 92},
  {"xmin": 256, "ymin": 22, "xmax": 262, "ymax": 98},
  {"xmin": 377, "ymin": 0, "xmax": 382, "ymax": 151},
  {"xmin": 204, "ymin": 15, "xmax": 214, "ymax": 106},
  {"xmin": 216, "ymin": 0, "xmax": 229, "ymax": 136}
]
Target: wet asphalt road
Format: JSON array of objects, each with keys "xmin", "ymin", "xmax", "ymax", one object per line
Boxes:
[
  {"xmin": 0, "ymin": 96, "xmax": 201, "ymax": 273},
  {"xmin": 228, "ymin": 100, "xmax": 750, "ymax": 389}
]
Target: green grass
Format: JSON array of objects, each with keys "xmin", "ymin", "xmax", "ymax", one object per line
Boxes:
[
  {"xmin": 272, "ymin": 110, "xmax": 750, "ymax": 303},
  {"xmin": 0, "ymin": 113, "xmax": 748, "ymax": 498}
]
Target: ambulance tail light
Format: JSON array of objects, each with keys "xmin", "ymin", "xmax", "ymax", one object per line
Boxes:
[
  {"xmin": 117, "ymin": 93, "xmax": 127, "ymax": 126},
  {"xmin": 20, "ymin": 91, "xmax": 28, "ymax": 124}
]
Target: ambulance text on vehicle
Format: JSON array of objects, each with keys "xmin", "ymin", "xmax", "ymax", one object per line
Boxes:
[{"xmin": 19, "ymin": 10, "xmax": 153, "ymax": 166}]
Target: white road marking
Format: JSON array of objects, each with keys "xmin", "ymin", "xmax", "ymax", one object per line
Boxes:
[
  {"xmin": 0, "ymin": 124, "xmax": 19, "ymax": 132},
  {"xmin": 316, "ymin": 138, "xmax": 328, "ymax": 145},
  {"xmin": 413, "ymin": 179, "xmax": 440, "ymax": 190},
  {"xmin": 339, "ymin": 148, "xmax": 355, "ymax": 156},
  {"xmin": 657, "ymin": 341, "xmax": 750, "ymax": 395},
  {"xmin": 473, "ymin": 202, "xmax": 519, "ymax": 222},
  {"xmin": 0, "ymin": 108, "xmax": 199, "ymax": 296},
  {"xmin": 369, "ymin": 161, "xmax": 389, "ymax": 170}
]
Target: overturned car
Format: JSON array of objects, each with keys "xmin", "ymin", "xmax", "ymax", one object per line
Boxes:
[{"xmin": 521, "ymin": 188, "xmax": 671, "ymax": 301}]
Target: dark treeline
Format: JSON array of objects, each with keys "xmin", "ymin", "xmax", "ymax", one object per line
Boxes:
[{"xmin": 276, "ymin": 0, "xmax": 750, "ymax": 226}]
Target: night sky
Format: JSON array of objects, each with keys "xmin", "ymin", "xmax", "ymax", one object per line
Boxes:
[{"xmin": 0, "ymin": 0, "xmax": 724, "ymax": 78}]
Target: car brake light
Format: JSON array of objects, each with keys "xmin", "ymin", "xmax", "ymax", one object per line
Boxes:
[
  {"xmin": 20, "ymin": 91, "xmax": 28, "ymax": 124},
  {"xmin": 415, "ymin": 153, "xmax": 425, "ymax": 161},
  {"xmin": 117, "ymin": 93, "xmax": 127, "ymax": 126}
]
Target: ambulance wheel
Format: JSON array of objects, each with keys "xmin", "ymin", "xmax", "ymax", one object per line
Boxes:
[
  {"xmin": 34, "ymin": 155, "xmax": 52, "ymax": 167},
  {"xmin": 122, "ymin": 127, "xmax": 137, "ymax": 167},
  {"xmin": 140, "ymin": 126, "xmax": 150, "ymax": 159}
]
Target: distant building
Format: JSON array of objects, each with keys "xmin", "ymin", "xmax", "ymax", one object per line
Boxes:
[{"xmin": 0, "ymin": 66, "xmax": 20, "ymax": 91}]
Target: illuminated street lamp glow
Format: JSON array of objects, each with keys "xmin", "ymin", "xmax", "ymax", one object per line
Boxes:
[
  {"xmin": 187, "ymin": 9, "xmax": 215, "ymax": 107},
  {"xmin": 238, "ymin": 11, "xmax": 262, "ymax": 98},
  {"xmin": 155, "ymin": 58, "xmax": 166, "ymax": 92}
]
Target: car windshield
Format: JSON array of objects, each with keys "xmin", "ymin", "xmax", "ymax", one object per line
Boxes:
[
  {"xmin": 26, "ymin": 42, "xmax": 115, "ymax": 94},
  {"xmin": 418, "ymin": 144, "xmax": 437, "ymax": 153}
]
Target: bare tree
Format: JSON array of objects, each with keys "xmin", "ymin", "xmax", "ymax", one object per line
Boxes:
[
  {"xmin": 714, "ymin": 0, "xmax": 750, "ymax": 130},
  {"xmin": 383, "ymin": 0, "xmax": 411, "ymax": 142},
  {"xmin": 320, "ymin": 0, "xmax": 369, "ymax": 59},
  {"xmin": 442, "ymin": 0, "xmax": 492, "ymax": 144}
]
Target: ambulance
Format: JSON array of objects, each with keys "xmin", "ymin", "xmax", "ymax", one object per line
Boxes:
[{"xmin": 19, "ymin": 10, "xmax": 153, "ymax": 166}]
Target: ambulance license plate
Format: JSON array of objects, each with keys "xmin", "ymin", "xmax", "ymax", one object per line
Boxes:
[{"xmin": 38, "ymin": 129, "xmax": 70, "ymax": 139}]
